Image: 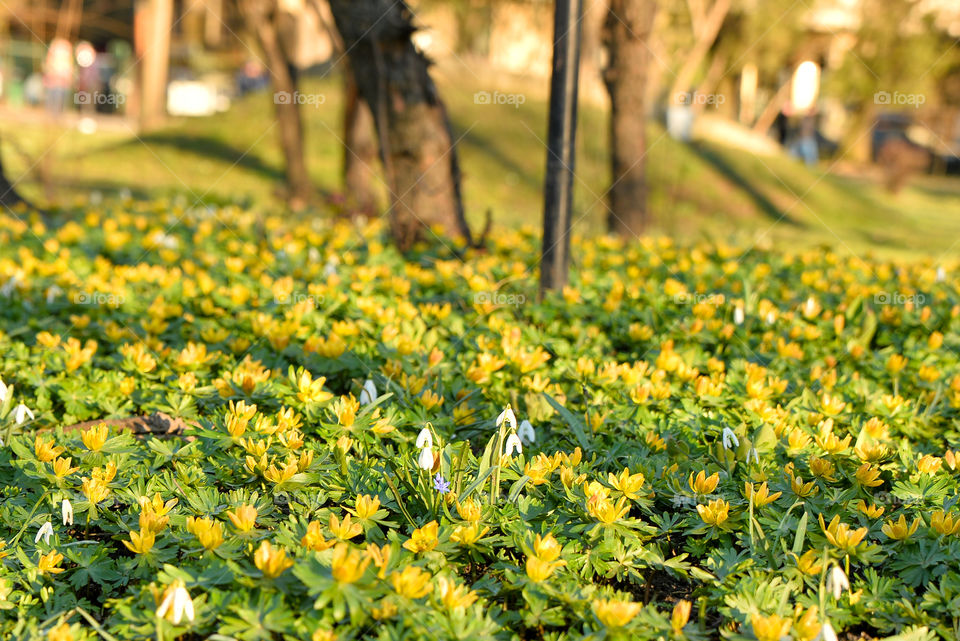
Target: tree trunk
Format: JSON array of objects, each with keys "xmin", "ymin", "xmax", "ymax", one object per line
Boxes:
[
  {"xmin": 238, "ymin": 0, "xmax": 313, "ymax": 208},
  {"xmin": 603, "ymin": 0, "xmax": 658, "ymax": 237},
  {"xmin": 669, "ymin": 0, "xmax": 730, "ymax": 104},
  {"xmin": 0, "ymin": 136, "xmax": 29, "ymax": 209},
  {"xmin": 327, "ymin": 0, "xmax": 472, "ymax": 250},
  {"xmin": 342, "ymin": 64, "xmax": 379, "ymax": 216}
]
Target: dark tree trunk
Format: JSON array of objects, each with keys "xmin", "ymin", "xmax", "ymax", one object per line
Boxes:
[
  {"xmin": 238, "ymin": 0, "xmax": 312, "ymax": 209},
  {"xmin": 0, "ymin": 136, "xmax": 30, "ymax": 209},
  {"xmin": 327, "ymin": 0, "xmax": 472, "ymax": 250},
  {"xmin": 603, "ymin": 0, "xmax": 658, "ymax": 237},
  {"xmin": 342, "ymin": 67, "xmax": 379, "ymax": 216}
]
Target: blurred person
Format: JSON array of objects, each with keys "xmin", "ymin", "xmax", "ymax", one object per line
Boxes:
[
  {"xmin": 44, "ymin": 38, "xmax": 74, "ymax": 117},
  {"xmin": 75, "ymin": 41, "xmax": 100, "ymax": 113}
]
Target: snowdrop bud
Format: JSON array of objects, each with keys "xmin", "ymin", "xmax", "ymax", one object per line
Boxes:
[
  {"xmin": 35, "ymin": 521, "xmax": 54, "ymax": 545},
  {"xmin": 818, "ymin": 620, "xmax": 838, "ymax": 641},
  {"xmin": 496, "ymin": 407, "xmax": 517, "ymax": 431},
  {"xmin": 936, "ymin": 266, "xmax": 946, "ymax": 282},
  {"xmin": 415, "ymin": 427, "xmax": 433, "ymax": 450},
  {"xmin": 14, "ymin": 403, "xmax": 35, "ymax": 425},
  {"xmin": 0, "ymin": 377, "xmax": 9, "ymax": 404},
  {"xmin": 826, "ymin": 565, "xmax": 849, "ymax": 600},
  {"xmin": 62, "ymin": 499, "xmax": 74, "ymax": 526},
  {"xmin": 721, "ymin": 427, "xmax": 739, "ymax": 450},
  {"xmin": 46, "ymin": 285, "xmax": 63, "ymax": 304},
  {"xmin": 518, "ymin": 419, "xmax": 536, "ymax": 445},
  {"xmin": 766, "ymin": 311, "xmax": 776, "ymax": 325},
  {"xmin": 504, "ymin": 433, "xmax": 523, "ymax": 456},
  {"xmin": 156, "ymin": 581, "xmax": 195, "ymax": 624},
  {"xmin": 734, "ymin": 305, "xmax": 745, "ymax": 325},
  {"xmin": 359, "ymin": 379, "xmax": 378, "ymax": 406},
  {"xmin": 417, "ymin": 446, "xmax": 434, "ymax": 471},
  {"xmin": 747, "ymin": 447, "xmax": 759, "ymax": 465}
]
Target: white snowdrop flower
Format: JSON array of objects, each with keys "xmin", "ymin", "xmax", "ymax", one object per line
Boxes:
[
  {"xmin": 804, "ymin": 296, "xmax": 817, "ymax": 316},
  {"xmin": 1, "ymin": 272, "xmax": 22, "ymax": 298},
  {"xmin": 496, "ymin": 407, "xmax": 517, "ymax": 431},
  {"xmin": 415, "ymin": 427, "xmax": 433, "ymax": 450},
  {"xmin": 62, "ymin": 499, "xmax": 74, "ymax": 526},
  {"xmin": 826, "ymin": 564, "xmax": 849, "ymax": 600},
  {"xmin": 308, "ymin": 247, "xmax": 321, "ymax": 263},
  {"xmin": 721, "ymin": 427, "xmax": 739, "ymax": 450},
  {"xmin": 417, "ymin": 446, "xmax": 434, "ymax": 471},
  {"xmin": 766, "ymin": 311, "xmax": 776, "ymax": 324},
  {"xmin": 156, "ymin": 581, "xmax": 195, "ymax": 624},
  {"xmin": 746, "ymin": 447, "xmax": 759, "ymax": 465},
  {"xmin": 46, "ymin": 285, "xmax": 63, "ymax": 304},
  {"xmin": 14, "ymin": 403, "xmax": 35, "ymax": 425},
  {"xmin": 518, "ymin": 419, "xmax": 536, "ymax": 445},
  {"xmin": 818, "ymin": 620, "xmax": 838, "ymax": 641},
  {"xmin": 359, "ymin": 379, "xmax": 378, "ymax": 406},
  {"xmin": 0, "ymin": 376, "xmax": 9, "ymax": 404},
  {"xmin": 733, "ymin": 305, "xmax": 745, "ymax": 325},
  {"xmin": 35, "ymin": 521, "xmax": 54, "ymax": 545},
  {"xmin": 504, "ymin": 433, "xmax": 523, "ymax": 456},
  {"xmin": 936, "ymin": 266, "xmax": 946, "ymax": 282},
  {"xmin": 323, "ymin": 258, "xmax": 338, "ymax": 278}
]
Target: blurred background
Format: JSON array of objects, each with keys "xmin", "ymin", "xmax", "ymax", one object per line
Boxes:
[{"xmin": 1, "ymin": 0, "xmax": 960, "ymax": 256}]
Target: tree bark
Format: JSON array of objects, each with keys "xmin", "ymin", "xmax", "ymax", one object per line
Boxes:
[
  {"xmin": 669, "ymin": 0, "xmax": 730, "ymax": 104},
  {"xmin": 327, "ymin": 0, "xmax": 472, "ymax": 250},
  {"xmin": 238, "ymin": 0, "xmax": 313, "ymax": 208},
  {"xmin": 603, "ymin": 0, "xmax": 658, "ymax": 237},
  {"xmin": 342, "ymin": 63, "xmax": 379, "ymax": 215}
]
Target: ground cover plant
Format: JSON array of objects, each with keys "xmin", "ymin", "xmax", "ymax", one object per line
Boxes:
[{"xmin": 1, "ymin": 199, "xmax": 959, "ymax": 641}]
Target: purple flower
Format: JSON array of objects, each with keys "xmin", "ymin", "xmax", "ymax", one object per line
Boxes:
[{"xmin": 433, "ymin": 473, "xmax": 450, "ymax": 494}]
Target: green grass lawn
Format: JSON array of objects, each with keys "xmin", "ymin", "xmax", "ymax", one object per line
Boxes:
[{"xmin": 5, "ymin": 67, "xmax": 960, "ymax": 259}]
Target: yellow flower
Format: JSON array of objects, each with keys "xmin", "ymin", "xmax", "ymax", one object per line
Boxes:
[
  {"xmin": 885, "ymin": 354, "xmax": 907, "ymax": 374},
  {"xmin": 47, "ymin": 622, "xmax": 73, "ymax": 641},
  {"xmin": 436, "ymin": 576, "xmax": 478, "ymax": 611},
  {"xmin": 854, "ymin": 463, "xmax": 883, "ymax": 488},
  {"xmin": 295, "ymin": 370, "xmax": 333, "ymax": 405},
  {"xmin": 403, "ymin": 521, "xmax": 439, "ymax": 554},
  {"xmin": 592, "ymin": 598, "xmax": 642, "ymax": 628},
  {"xmin": 122, "ymin": 529, "xmax": 155, "ymax": 555},
  {"xmin": 186, "ymin": 516, "xmax": 224, "ymax": 550},
  {"xmin": 254, "ymin": 540, "xmax": 294, "ymax": 578},
  {"xmin": 302, "ymin": 521, "xmax": 335, "ymax": 551},
  {"xmin": 917, "ymin": 455, "xmax": 942, "ymax": 475},
  {"xmin": 331, "ymin": 543, "xmax": 370, "ymax": 584},
  {"xmin": 751, "ymin": 613, "xmax": 792, "ymax": 641},
  {"xmin": 532, "ymin": 533, "xmax": 562, "ymax": 562},
  {"xmin": 608, "ymin": 468, "xmax": 645, "ymax": 499},
  {"xmin": 809, "ymin": 457, "xmax": 837, "ymax": 481},
  {"xmin": 264, "ymin": 460, "xmax": 298, "ymax": 484},
  {"xmin": 819, "ymin": 514, "xmax": 867, "ymax": 553},
  {"xmin": 365, "ymin": 543, "xmax": 392, "ymax": 579},
  {"xmin": 225, "ymin": 504, "xmax": 258, "ymax": 532},
  {"xmin": 696, "ymin": 499, "xmax": 730, "ymax": 526},
  {"xmin": 330, "ymin": 514, "xmax": 363, "ymax": 540},
  {"xmin": 930, "ymin": 510, "xmax": 960, "ymax": 536},
  {"xmin": 353, "ymin": 494, "xmax": 381, "ymax": 521},
  {"xmin": 81, "ymin": 423, "xmax": 109, "ymax": 451},
  {"xmin": 671, "ymin": 600, "xmax": 692, "ymax": 634},
  {"xmin": 795, "ymin": 549, "xmax": 823, "ymax": 575},
  {"xmin": 81, "ymin": 477, "xmax": 111, "ymax": 505},
  {"xmin": 882, "ymin": 514, "xmax": 921, "ymax": 541},
  {"xmin": 51, "ymin": 457, "xmax": 79, "ymax": 479},
  {"xmin": 588, "ymin": 495, "xmax": 630, "ymax": 524},
  {"xmin": 456, "ymin": 498, "xmax": 482, "ymax": 522},
  {"xmin": 450, "ymin": 523, "xmax": 490, "ymax": 546},
  {"xmin": 420, "ymin": 389, "xmax": 443, "ymax": 410},
  {"xmin": 688, "ymin": 470, "xmax": 719, "ymax": 494},
  {"xmin": 34, "ymin": 436, "xmax": 65, "ymax": 463},
  {"xmin": 745, "ymin": 482, "xmax": 782, "ymax": 507},
  {"xmin": 854, "ymin": 500, "xmax": 885, "ymax": 519},
  {"xmin": 793, "ymin": 605, "xmax": 822, "ymax": 641},
  {"xmin": 37, "ymin": 550, "xmax": 65, "ymax": 575},
  {"xmin": 525, "ymin": 556, "xmax": 565, "ymax": 582},
  {"xmin": 390, "ymin": 566, "xmax": 432, "ymax": 599},
  {"xmin": 333, "ymin": 395, "xmax": 359, "ymax": 428}
]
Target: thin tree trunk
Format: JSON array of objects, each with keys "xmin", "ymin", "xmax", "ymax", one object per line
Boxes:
[
  {"xmin": 327, "ymin": 0, "xmax": 472, "ymax": 249},
  {"xmin": 342, "ymin": 64, "xmax": 379, "ymax": 215},
  {"xmin": 669, "ymin": 0, "xmax": 729, "ymax": 103},
  {"xmin": 752, "ymin": 79, "xmax": 791, "ymax": 135},
  {"xmin": 603, "ymin": 0, "xmax": 658, "ymax": 237},
  {"xmin": 238, "ymin": 0, "xmax": 312, "ymax": 208}
]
